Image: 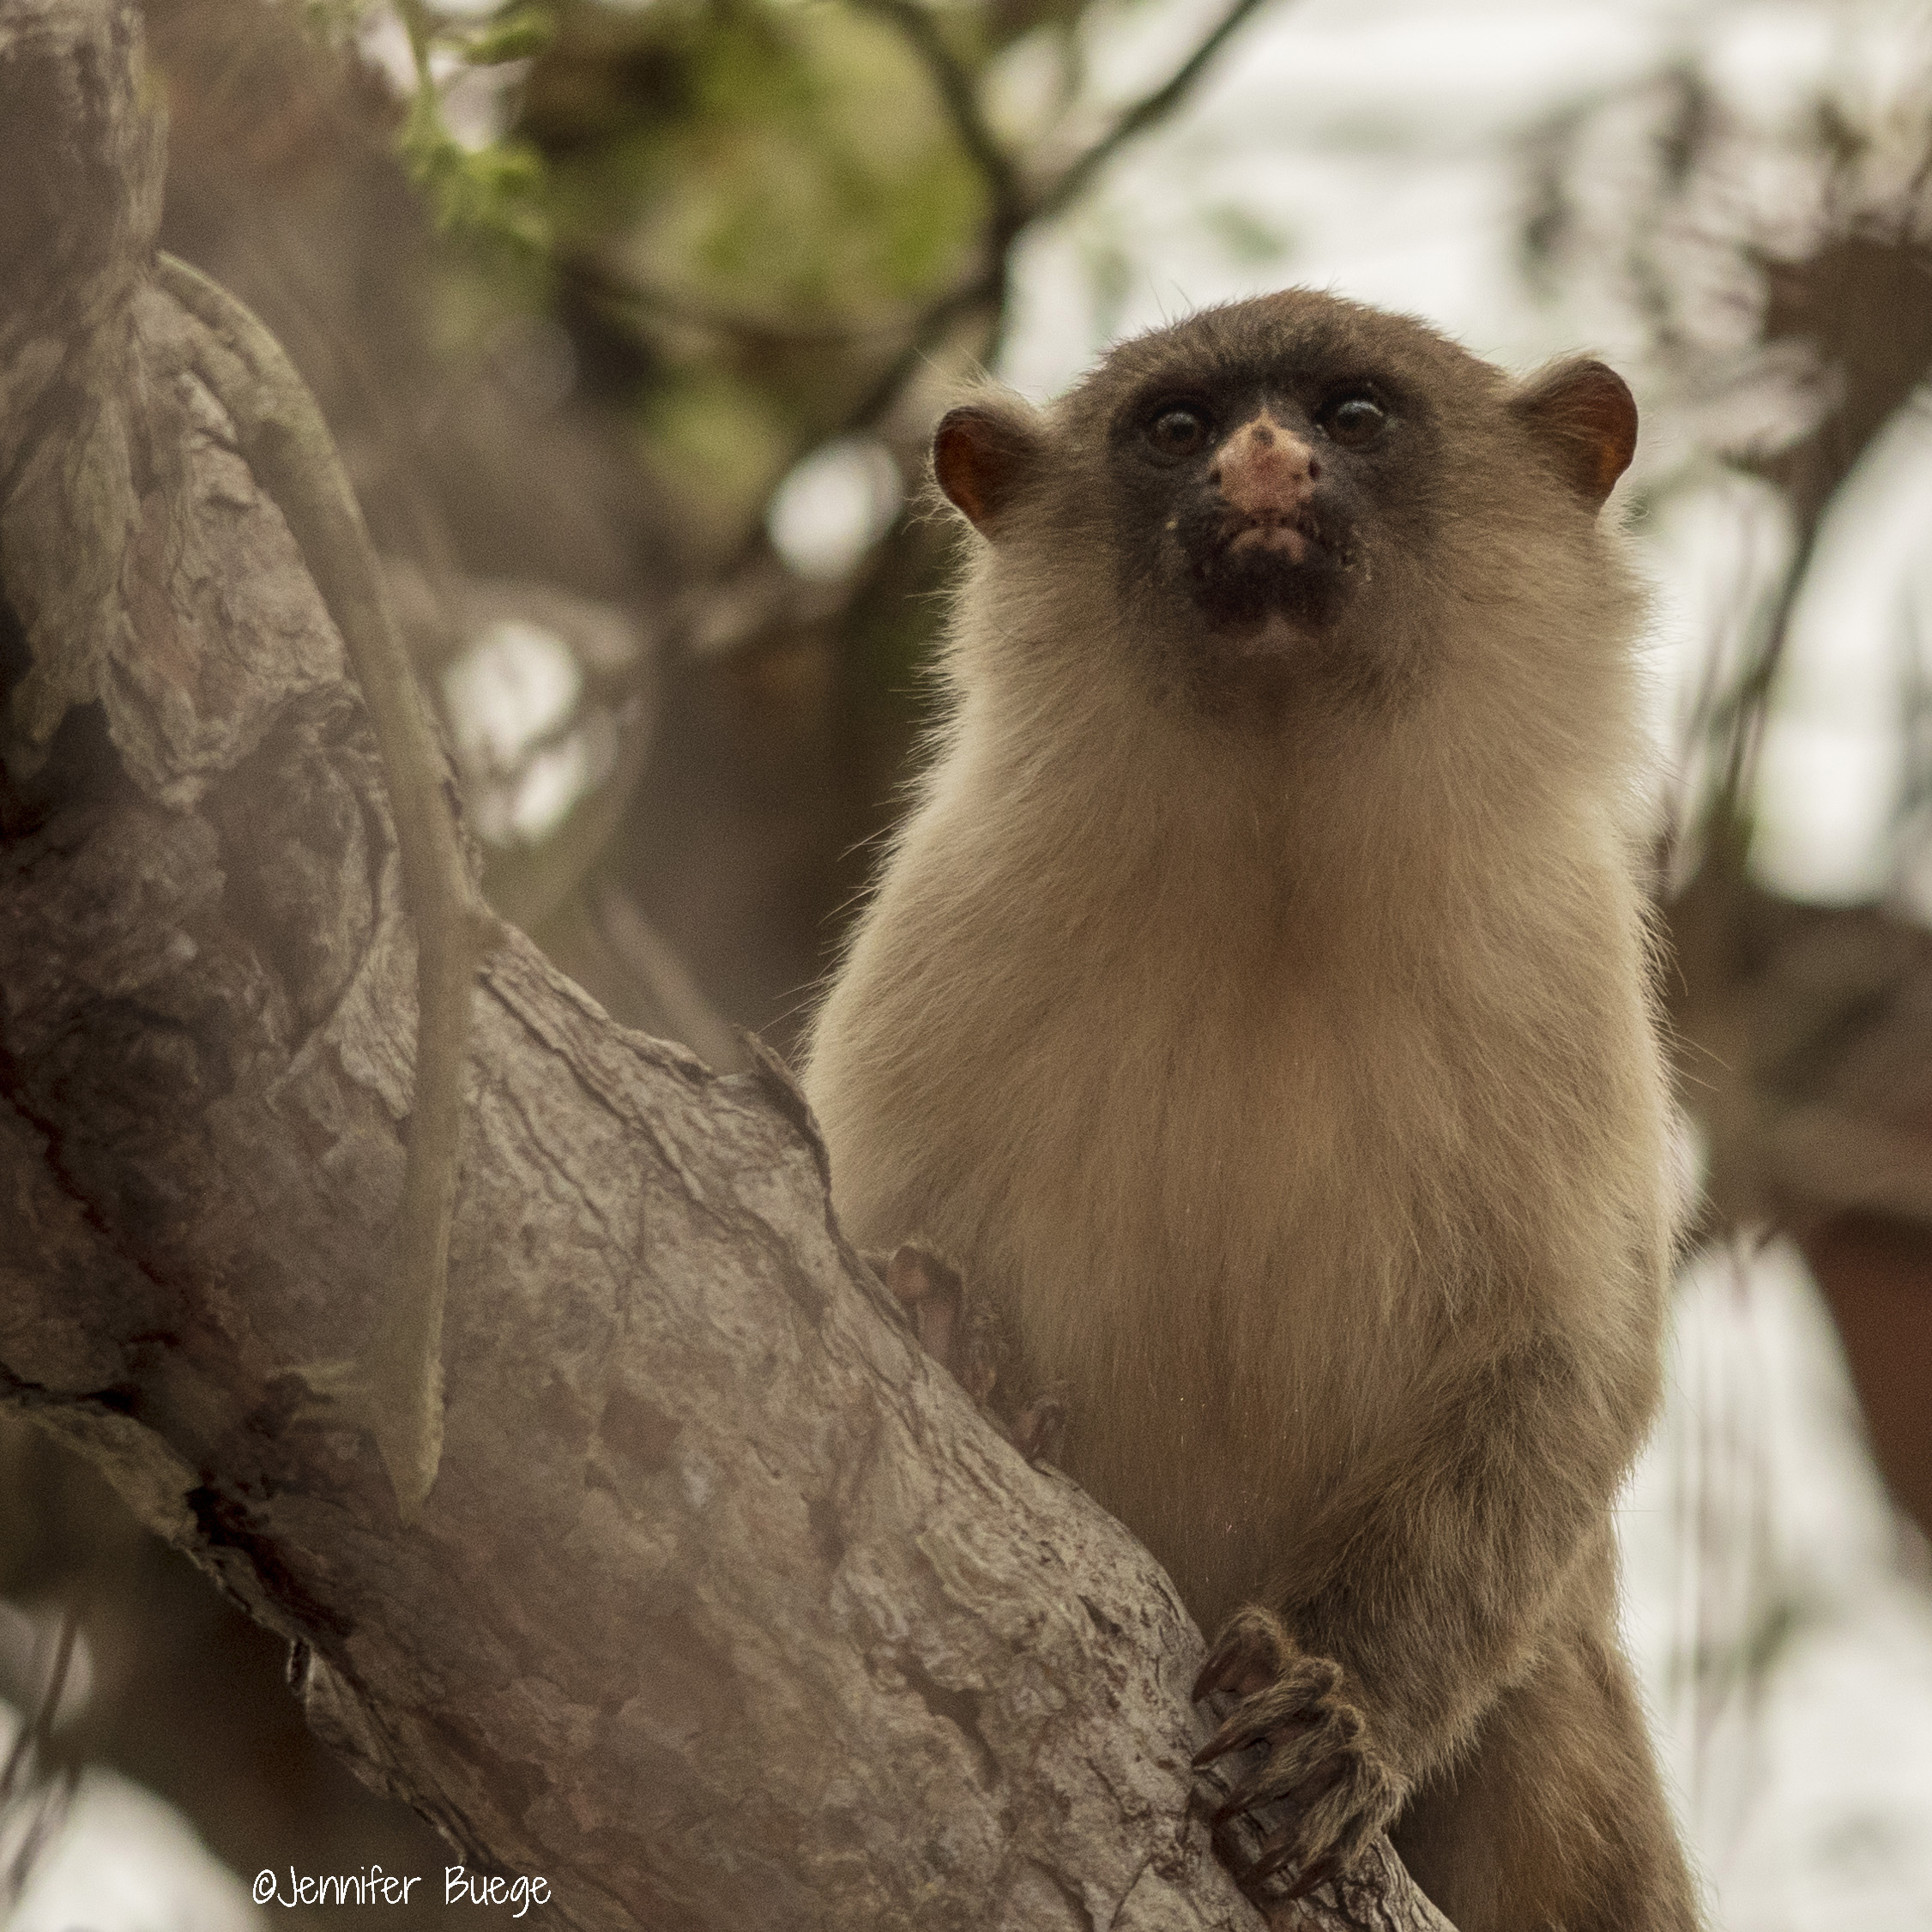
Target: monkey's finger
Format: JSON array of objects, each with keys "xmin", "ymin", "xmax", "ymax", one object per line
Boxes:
[
  {"xmin": 1193, "ymin": 1717, "xmax": 1262, "ymax": 1770},
  {"xmin": 1275, "ymin": 1852, "xmax": 1342, "ymax": 1902},
  {"xmin": 885, "ymin": 1245, "xmax": 966, "ymax": 1369},
  {"xmin": 1192, "ymin": 1698, "xmax": 1319, "ymax": 1771},
  {"xmin": 1195, "ymin": 1659, "xmax": 1351, "ymax": 1772},
  {"xmin": 1191, "ymin": 1606, "xmax": 1291, "ymax": 1702},
  {"xmin": 1011, "ymin": 1396, "xmax": 1066, "ymax": 1463},
  {"xmin": 1215, "ymin": 1733, "xmax": 1347, "ymax": 1824},
  {"xmin": 1192, "ymin": 1641, "xmax": 1254, "ymax": 1706},
  {"xmin": 1209, "ymin": 1742, "xmax": 1318, "ymax": 1813},
  {"xmin": 1275, "ymin": 1764, "xmax": 1366, "ymax": 1852},
  {"xmin": 1193, "ymin": 1728, "xmax": 1256, "ymax": 1772},
  {"xmin": 1246, "ymin": 1651, "xmax": 1343, "ymax": 1718},
  {"xmin": 884, "ymin": 1243, "xmax": 962, "ymax": 1307},
  {"xmin": 1243, "ymin": 1773, "xmax": 1355, "ymax": 1888},
  {"xmin": 1248, "ymin": 1844, "xmax": 1313, "ymax": 1890},
  {"xmin": 1212, "ymin": 1751, "xmax": 1331, "ymax": 1826},
  {"xmin": 1257, "ymin": 1753, "xmax": 1402, "ymax": 1881},
  {"xmin": 1211, "ymin": 1779, "xmax": 1257, "ymax": 1826},
  {"xmin": 1247, "ymin": 1825, "xmax": 1321, "ymax": 1887},
  {"xmin": 1208, "ymin": 1757, "xmax": 1277, "ymax": 1825}
]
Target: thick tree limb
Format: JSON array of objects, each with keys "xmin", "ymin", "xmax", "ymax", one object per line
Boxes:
[{"xmin": 0, "ymin": 1, "xmax": 1452, "ymax": 1925}]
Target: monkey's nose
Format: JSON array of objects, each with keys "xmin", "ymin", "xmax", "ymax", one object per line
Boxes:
[{"xmin": 1213, "ymin": 416, "xmax": 1321, "ymax": 523}]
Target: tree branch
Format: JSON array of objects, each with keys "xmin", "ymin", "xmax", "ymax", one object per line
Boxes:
[
  {"xmin": 1039, "ymin": 0, "xmax": 1279, "ymax": 218},
  {"xmin": 640, "ymin": 0, "xmax": 1283, "ymax": 661},
  {"xmin": 0, "ymin": 2, "xmax": 1451, "ymax": 1926},
  {"xmin": 577, "ymin": 0, "xmax": 1283, "ymax": 394},
  {"xmin": 848, "ymin": 0, "xmax": 1023, "ymax": 226}
]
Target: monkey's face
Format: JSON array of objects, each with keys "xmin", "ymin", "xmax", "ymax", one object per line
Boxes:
[
  {"xmin": 933, "ymin": 290, "xmax": 1637, "ymax": 719},
  {"xmin": 1081, "ymin": 299, "xmax": 1516, "ymax": 708},
  {"xmin": 1103, "ymin": 363, "xmax": 1422, "ymax": 688}
]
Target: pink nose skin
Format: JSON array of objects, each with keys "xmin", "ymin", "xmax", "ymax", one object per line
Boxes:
[{"xmin": 1211, "ymin": 414, "xmax": 1321, "ymax": 559}]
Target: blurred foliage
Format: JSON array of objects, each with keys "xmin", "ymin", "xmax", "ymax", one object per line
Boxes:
[
  {"xmin": 317, "ymin": 0, "xmax": 1029, "ymax": 534},
  {"xmin": 514, "ymin": 0, "xmax": 997, "ymax": 522},
  {"xmin": 291, "ymin": 0, "xmax": 1271, "ymax": 550},
  {"xmin": 209, "ymin": 0, "xmax": 1275, "ymax": 1053},
  {"xmin": 1522, "ymin": 53, "xmax": 1932, "ymax": 860},
  {"xmin": 1520, "ymin": 32, "xmax": 1932, "ymax": 1551}
]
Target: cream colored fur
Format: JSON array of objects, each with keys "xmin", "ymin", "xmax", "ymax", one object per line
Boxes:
[
  {"xmin": 801, "ymin": 304, "xmax": 1694, "ymax": 1929},
  {"xmin": 808, "ymin": 440, "xmax": 1668, "ymax": 1608}
]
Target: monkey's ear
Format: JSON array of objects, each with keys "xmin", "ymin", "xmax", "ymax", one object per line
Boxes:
[
  {"xmin": 1510, "ymin": 359, "xmax": 1638, "ymax": 512},
  {"xmin": 933, "ymin": 401, "xmax": 1043, "ymax": 536}
]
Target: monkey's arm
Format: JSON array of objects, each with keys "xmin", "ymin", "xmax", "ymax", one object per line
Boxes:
[
  {"xmin": 1196, "ymin": 1307, "xmax": 1658, "ymax": 1891},
  {"xmin": 1301, "ymin": 1320, "xmax": 1648, "ymax": 1758}
]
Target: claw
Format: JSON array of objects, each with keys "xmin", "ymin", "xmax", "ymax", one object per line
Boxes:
[
  {"xmin": 1211, "ymin": 1794, "xmax": 1244, "ymax": 1828},
  {"xmin": 1278, "ymin": 1854, "xmax": 1341, "ymax": 1902},
  {"xmin": 1249, "ymin": 1832, "xmax": 1304, "ymax": 1886},
  {"xmin": 1213, "ymin": 1744, "xmax": 1340, "ymax": 1828},
  {"xmin": 1191, "ymin": 1610, "xmax": 1401, "ymax": 1901},
  {"xmin": 1192, "ymin": 1608, "xmax": 1286, "ymax": 1703},
  {"xmin": 1194, "ymin": 1706, "xmax": 1290, "ymax": 1770},
  {"xmin": 1192, "ymin": 1635, "xmax": 1247, "ymax": 1705},
  {"xmin": 1211, "ymin": 1775, "xmax": 1267, "ymax": 1826},
  {"xmin": 1195, "ymin": 1670, "xmax": 1334, "ymax": 1773}
]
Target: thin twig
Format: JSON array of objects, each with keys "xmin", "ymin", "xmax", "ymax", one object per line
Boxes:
[
  {"xmin": 848, "ymin": 0, "xmax": 1023, "ymax": 224},
  {"xmin": 0, "ymin": 1614, "xmax": 75, "ymax": 1806},
  {"xmin": 845, "ymin": 274, "xmax": 1004, "ymax": 431},
  {"xmin": 565, "ymin": 254, "xmax": 919, "ymax": 352},
  {"xmin": 1704, "ymin": 509, "xmax": 1821, "ymax": 842},
  {"xmin": 0, "ymin": 1609, "xmax": 80, "ymax": 1920},
  {"xmin": 158, "ymin": 252, "xmax": 502, "ymax": 1518},
  {"xmin": 1040, "ymin": 0, "xmax": 1279, "ymax": 218},
  {"xmin": 654, "ymin": 0, "xmax": 1285, "ymax": 661}
]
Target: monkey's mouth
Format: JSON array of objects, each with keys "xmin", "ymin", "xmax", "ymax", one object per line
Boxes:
[
  {"xmin": 1222, "ymin": 512, "xmax": 1325, "ymax": 565},
  {"xmin": 1179, "ymin": 510, "xmax": 1349, "ymax": 639}
]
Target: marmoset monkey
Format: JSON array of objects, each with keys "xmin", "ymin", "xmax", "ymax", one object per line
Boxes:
[{"xmin": 802, "ymin": 291, "xmax": 1698, "ymax": 1931}]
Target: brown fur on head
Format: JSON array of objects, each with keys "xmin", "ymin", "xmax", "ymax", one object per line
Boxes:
[{"xmin": 933, "ymin": 293, "xmax": 1645, "ymax": 816}]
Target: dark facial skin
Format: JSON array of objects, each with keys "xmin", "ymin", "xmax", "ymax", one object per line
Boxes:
[
  {"xmin": 1108, "ymin": 364, "xmax": 1422, "ymax": 646},
  {"xmin": 1073, "ymin": 300, "xmax": 1485, "ymax": 710}
]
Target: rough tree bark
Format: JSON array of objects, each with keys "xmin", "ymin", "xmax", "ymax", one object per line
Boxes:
[{"xmin": 0, "ymin": 1, "xmax": 1455, "ymax": 1925}]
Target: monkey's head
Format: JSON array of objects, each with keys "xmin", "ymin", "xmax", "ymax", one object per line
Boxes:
[{"xmin": 933, "ymin": 290, "xmax": 1638, "ymax": 722}]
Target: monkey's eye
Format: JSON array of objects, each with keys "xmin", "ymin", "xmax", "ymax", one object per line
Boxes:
[
  {"xmin": 1319, "ymin": 394, "xmax": 1387, "ymax": 448},
  {"xmin": 1144, "ymin": 406, "xmax": 1213, "ymax": 460}
]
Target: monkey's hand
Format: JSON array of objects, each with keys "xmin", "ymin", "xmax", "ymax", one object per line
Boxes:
[
  {"xmin": 1192, "ymin": 1605, "xmax": 1405, "ymax": 1904},
  {"xmin": 875, "ymin": 1244, "xmax": 1065, "ymax": 1464}
]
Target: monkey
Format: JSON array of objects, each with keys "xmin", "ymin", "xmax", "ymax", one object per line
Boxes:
[{"xmin": 800, "ymin": 289, "xmax": 1699, "ymax": 1931}]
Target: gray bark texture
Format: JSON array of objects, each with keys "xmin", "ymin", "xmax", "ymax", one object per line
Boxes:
[{"xmin": 0, "ymin": 2, "xmax": 1454, "ymax": 1927}]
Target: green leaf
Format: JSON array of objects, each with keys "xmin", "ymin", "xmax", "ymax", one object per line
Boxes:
[{"xmin": 467, "ymin": 9, "xmax": 558, "ymax": 65}]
